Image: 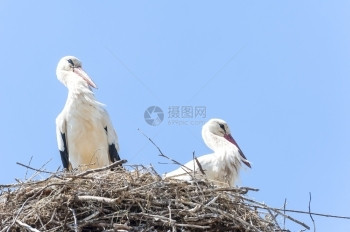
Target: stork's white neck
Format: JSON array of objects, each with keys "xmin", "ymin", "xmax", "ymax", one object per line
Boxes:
[
  {"xmin": 64, "ymin": 82, "xmax": 104, "ymax": 112},
  {"xmin": 68, "ymin": 82, "xmax": 94, "ymax": 97},
  {"xmin": 202, "ymin": 129, "xmax": 235, "ymax": 152}
]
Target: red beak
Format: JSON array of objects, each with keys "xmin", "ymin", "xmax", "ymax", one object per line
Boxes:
[
  {"xmin": 74, "ymin": 67, "xmax": 97, "ymax": 89},
  {"xmin": 224, "ymin": 134, "xmax": 251, "ymax": 168}
]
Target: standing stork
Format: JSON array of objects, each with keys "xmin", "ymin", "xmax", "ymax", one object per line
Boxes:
[
  {"xmin": 164, "ymin": 118, "xmax": 251, "ymax": 187},
  {"xmin": 55, "ymin": 56, "xmax": 120, "ymax": 170}
]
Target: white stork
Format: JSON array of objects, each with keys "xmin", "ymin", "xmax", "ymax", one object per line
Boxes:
[
  {"xmin": 55, "ymin": 56, "xmax": 120, "ymax": 170},
  {"xmin": 164, "ymin": 118, "xmax": 251, "ymax": 187}
]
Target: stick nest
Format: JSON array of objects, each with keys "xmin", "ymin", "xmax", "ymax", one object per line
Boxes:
[{"xmin": 1, "ymin": 161, "xmax": 290, "ymax": 232}]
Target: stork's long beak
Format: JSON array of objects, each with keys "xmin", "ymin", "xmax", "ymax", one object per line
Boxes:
[
  {"xmin": 74, "ymin": 67, "xmax": 97, "ymax": 89},
  {"xmin": 224, "ymin": 134, "xmax": 251, "ymax": 168}
]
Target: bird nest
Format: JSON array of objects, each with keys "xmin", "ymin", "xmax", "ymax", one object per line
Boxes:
[{"xmin": 0, "ymin": 160, "xmax": 305, "ymax": 232}]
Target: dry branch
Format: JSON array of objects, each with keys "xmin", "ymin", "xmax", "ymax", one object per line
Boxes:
[{"xmin": 15, "ymin": 220, "xmax": 41, "ymax": 232}]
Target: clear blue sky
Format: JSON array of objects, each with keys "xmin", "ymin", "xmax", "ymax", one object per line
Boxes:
[{"xmin": 0, "ymin": 1, "xmax": 349, "ymax": 231}]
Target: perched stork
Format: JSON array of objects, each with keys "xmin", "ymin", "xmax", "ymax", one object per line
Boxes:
[
  {"xmin": 164, "ymin": 118, "xmax": 251, "ymax": 187},
  {"xmin": 55, "ymin": 56, "xmax": 120, "ymax": 170}
]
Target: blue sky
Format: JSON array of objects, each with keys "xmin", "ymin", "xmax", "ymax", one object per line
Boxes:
[{"xmin": 1, "ymin": 1, "xmax": 349, "ymax": 231}]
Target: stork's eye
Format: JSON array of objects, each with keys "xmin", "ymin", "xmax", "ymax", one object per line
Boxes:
[
  {"xmin": 219, "ymin": 123, "xmax": 226, "ymax": 132},
  {"xmin": 67, "ymin": 59, "xmax": 74, "ymax": 67}
]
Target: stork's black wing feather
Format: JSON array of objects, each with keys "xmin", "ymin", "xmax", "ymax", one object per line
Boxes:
[
  {"xmin": 109, "ymin": 143, "xmax": 121, "ymax": 162},
  {"xmin": 59, "ymin": 132, "xmax": 69, "ymax": 169},
  {"xmin": 104, "ymin": 126, "xmax": 121, "ymax": 163}
]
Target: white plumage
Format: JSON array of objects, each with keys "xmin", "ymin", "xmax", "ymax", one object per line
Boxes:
[
  {"xmin": 56, "ymin": 56, "xmax": 120, "ymax": 170},
  {"xmin": 164, "ymin": 118, "xmax": 251, "ymax": 187}
]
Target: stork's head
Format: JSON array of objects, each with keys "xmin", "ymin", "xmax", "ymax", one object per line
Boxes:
[
  {"xmin": 56, "ymin": 56, "xmax": 97, "ymax": 89},
  {"xmin": 204, "ymin": 118, "xmax": 231, "ymax": 137},
  {"xmin": 202, "ymin": 118, "xmax": 251, "ymax": 168}
]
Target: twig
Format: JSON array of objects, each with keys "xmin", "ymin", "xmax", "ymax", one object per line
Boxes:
[
  {"xmin": 192, "ymin": 151, "xmax": 196, "ymax": 176},
  {"xmin": 175, "ymin": 224, "xmax": 211, "ymax": 229},
  {"xmin": 130, "ymin": 181, "xmax": 159, "ymax": 193},
  {"xmin": 267, "ymin": 208, "xmax": 281, "ymax": 230},
  {"xmin": 138, "ymin": 128, "xmax": 193, "ymax": 173},
  {"xmin": 75, "ymin": 195, "xmax": 118, "ymax": 204},
  {"xmin": 17, "ymin": 161, "xmax": 56, "ymax": 175},
  {"xmin": 130, "ymin": 212, "xmax": 176, "ymax": 224},
  {"xmin": 309, "ymin": 192, "xmax": 316, "ymax": 232},
  {"xmin": 36, "ymin": 211, "xmax": 46, "ymax": 230},
  {"xmin": 0, "ymin": 226, "xmax": 9, "ymax": 232},
  {"xmin": 42, "ymin": 208, "xmax": 57, "ymax": 229},
  {"xmin": 201, "ymin": 186, "xmax": 259, "ymax": 194},
  {"xmin": 148, "ymin": 163, "xmax": 162, "ymax": 180},
  {"xmin": 187, "ymin": 204, "xmax": 202, "ymax": 213},
  {"xmin": 242, "ymin": 197, "xmax": 311, "ymax": 230},
  {"xmin": 168, "ymin": 201, "xmax": 176, "ymax": 232},
  {"xmin": 0, "ymin": 175, "xmax": 55, "ymax": 189},
  {"xmin": 194, "ymin": 152, "xmax": 206, "ymax": 176},
  {"xmin": 25, "ymin": 156, "xmax": 33, "ymax": 180},
  {"xmin": 281, "ymin": 209, "xmax": 350, "ymax": 220},
  {"xmin": 112, "ymin": 224, "xmax": 132, "ymax": 230},
  {"xmin": 270, "ymin": 208, "xmax": 309, "ymax": 230},
  {"xmin": 15, "ymin": 220, "xmax": 41, "ymax": 232},
  {"xmin": 25, "ymin": 159, "xmax": 53, "ymax": 181},
  {"xmin": 69, "ymin": 208, "xmax": 78, "ymax": 232},
  {"xmin": 283, "ymin": 198, "xmax": 287, "ymax": 230},
  {"xmin": 205, "ymin": 195, "xmax": 220, "ymax": 207},
  {"xmin": 75, "ymin": 160, "xmax": 127, "ymax": 177}
]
